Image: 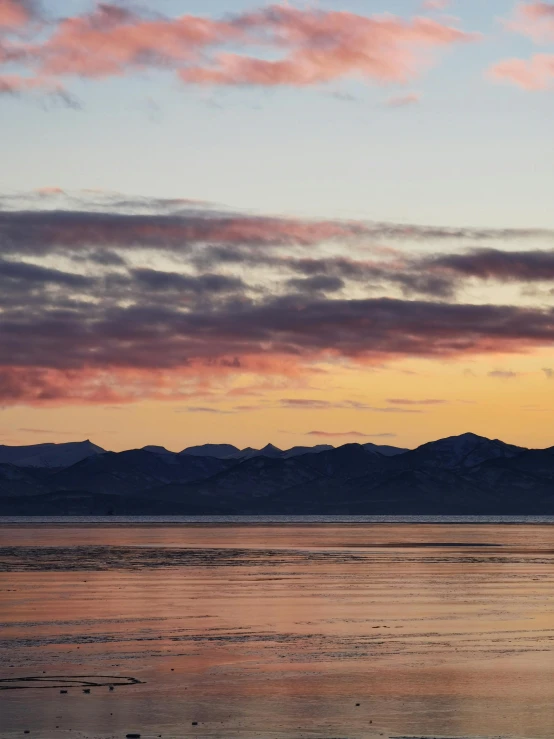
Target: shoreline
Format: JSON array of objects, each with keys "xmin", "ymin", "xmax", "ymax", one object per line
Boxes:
[{"xmin": 2, "ymin": 515, "xmax": 554, "ymax": 527}]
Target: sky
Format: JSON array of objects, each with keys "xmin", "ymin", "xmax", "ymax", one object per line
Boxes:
[{"xmin": 0, "ymin": 0, "xmax": 553, "ymax": 452}]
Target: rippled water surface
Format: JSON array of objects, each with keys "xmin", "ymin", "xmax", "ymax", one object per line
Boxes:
[{"xmin": 1, "ymin": 522, "xmax": 554, "ymax": 739}]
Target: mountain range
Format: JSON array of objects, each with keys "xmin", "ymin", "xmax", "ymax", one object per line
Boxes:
[{"xmin": 0, "ymin": 433, "xmax": 553, "ymax": 515}]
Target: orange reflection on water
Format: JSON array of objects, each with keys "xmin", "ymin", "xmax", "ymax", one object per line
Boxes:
[{"xmin": 1, "ymin": 523, "xmax": 554, "ymax": 739}]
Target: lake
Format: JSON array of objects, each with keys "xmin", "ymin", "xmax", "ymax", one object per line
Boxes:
[{"xmin": 1, "ymin": 520, "xmax": 554, "ymax": 739}]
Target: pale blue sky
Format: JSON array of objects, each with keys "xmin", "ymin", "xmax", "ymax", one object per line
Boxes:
[{"xmin": 1, "ymin": 0, "xmax": 553, "ymax": 227}]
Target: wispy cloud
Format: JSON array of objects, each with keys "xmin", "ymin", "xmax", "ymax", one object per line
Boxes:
[
  {"xmin": 280, "ymin": 399, "xmax": 423, "ymax": 413},
  {"xmin": 182, "ymin": 407, "xmax": 235, "ymax": 415},
  {"xmin": 17, "ymin": 427, "xmax": 85, "ymax": 436},
  {"xmin": 489, "ymin": 3, "xmax": 554, "ymax": 89},
  {"xmin": 306, "ymin": 430, "xmax": 397, "ymax": 439},
  {"xmin": 490, "ymin": 54, "xmax": 554, "ymax": 90},
  {"xmin": 505, "ymin": 2, "xmax": 554, "ymax": 43},
  {"xmin": 0, "ymin": 3, "xmax": 478, "ymax": 100},
  {"xmin": 386, "ymin": 398, "xmax": 446, "ymax": 405},
  {"xmin": 386, "ymin": 92, "xmax": 421, "ymax": 107},
  {"xmin": 488, "ymin": 370, "xmax": 519, "ymax": 379},
  {"xmin": 422, "ymin": 0, "xmax": 452, "ymax": 11}
]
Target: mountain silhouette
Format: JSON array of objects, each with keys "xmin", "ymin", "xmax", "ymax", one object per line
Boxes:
[{"xmin": 1, "ymin": 433, "xmax": 553, "ymax": 515}]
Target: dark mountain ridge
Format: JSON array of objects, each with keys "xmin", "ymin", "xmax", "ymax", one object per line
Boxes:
[
  {"xmin": 1, "ymin": 432, "xmax": 553, "ymax": 515},
  {"xmin": 0, "ymin": 440, "xmax": 105, "ymax": 468}
]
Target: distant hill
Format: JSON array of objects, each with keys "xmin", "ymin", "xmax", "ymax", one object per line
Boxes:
[
  {"xmin": 363, "ymin": 442, "xmax": 408, "ymax": 457},
  {"xmin": 180, "ymin": 444, "xmax": 242, "ymax": 458},
  {"xmin": 0, "ymin": 440, "xmax": 105, "ymax": 469},
  {"xmin": 282, "ymin": 444, "xmax": 334, "ymax": 458},
  {"xmin": 395, "ymin": 432, "xmax": 524, "ymax": 470},
  {"xmin": 142, "ymin": 445, "xmax": 174, "ymax": 455},
  {"xmin": 180, "ymin": 441, "xmax": 408, "ymax": 459},
  {"xmin": 1, "ymin": 432, "xmax": 553, "ymax": 515},
  {"xmin": 47, "ymin": 449, "xmax": 235, "ymax": 497}
]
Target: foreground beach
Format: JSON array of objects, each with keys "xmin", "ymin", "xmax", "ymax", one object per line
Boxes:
[{"xmin": 1, "ymin": 522, "xmax": 554, "ymax": 739}]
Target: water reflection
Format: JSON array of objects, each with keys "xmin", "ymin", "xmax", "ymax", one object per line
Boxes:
[{"xmin": 0, "ymin": 524, "xmax": 553, "ymax": 739}]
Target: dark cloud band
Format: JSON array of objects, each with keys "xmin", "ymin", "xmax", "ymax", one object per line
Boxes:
[{"xmin": 1, "ymin": 194, "xmax": 553, "ymax": 405}]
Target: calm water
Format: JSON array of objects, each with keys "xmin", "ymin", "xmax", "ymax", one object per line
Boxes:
[{"xmin": 1, "ymin": 521, "xmax": 554, "ymax": 739}]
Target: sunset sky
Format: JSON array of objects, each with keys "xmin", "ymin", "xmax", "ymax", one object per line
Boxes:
[{"xmin": 1, "ymin": 0, "xmax": 554, "ymax": 452}]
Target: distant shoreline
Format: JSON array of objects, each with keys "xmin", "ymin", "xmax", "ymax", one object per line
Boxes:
[{"xmin": 2, "ymin": 515, "xmax": 554, "ymax": 526}]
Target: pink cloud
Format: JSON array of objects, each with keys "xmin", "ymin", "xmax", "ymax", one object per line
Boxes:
[
  {"xmin": 489, "ymin": 3, "xmax": 554, "ymax": 88},
  {"xmin": 180, "ymin": 8, "xmax": 477, "ymax": 87},
  {"xmin": 386, "ymin": 92, "xmax": 421, "ymax": 107},
  {"xmin": 35, "ymin": 186, "xmax": 64, "ymax": 196},
  {"xmin": 0, "ymin": 74, "xmax": 62, "ymax": 95},
  {"xmin": 422, "ymin": 1, "xmax": 451, "ymax": 11},
  {"xmin": 0, "ymin": 0, "xmax": 33, "ymax": 29},
  {"xmin": 506, "ymin": 2, "xmax": 554, "ymax": 43},
  {"xmin": 36, "ymin": 4, "xmax": 236, "ymax": 80},
  {"xmin": 0, "ymin": 355, "xmax": 318, "ymax": 407},
  {"xmin": 489, "ymin": 54, "xmax": 554, "ymax": 89},
  {"xmin": 0, "ymin": 2, "xmax": 37, "ymax": 82},
  {"xmin": 0, "ymin": 3, "xmax": 478, "ymax": 97}
]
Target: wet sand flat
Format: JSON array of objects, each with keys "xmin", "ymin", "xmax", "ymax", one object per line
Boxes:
[{"xmin": 1, "ymin": 523, "xmax": 554, "ymax": 739}]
